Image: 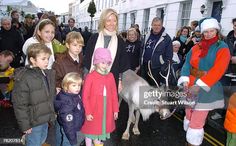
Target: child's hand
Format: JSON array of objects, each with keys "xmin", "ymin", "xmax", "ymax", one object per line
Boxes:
[
  {"xmin": 24, "ymin": 128, "xmax": 32, "ymax": 134},
  {"xmin": 114, "ymin": 112, "xmax": 118, "ymax": 120},
  {"xmin": 86, "ymin": 114, "xmax": 94, "ymax": 121},
  {"xmin": 56, "ymin": 87, "xmax": 61, "ymax": 94},
  {"xmin": 118, "ymin": 81, "xmax": 123, "ymax": 93}
]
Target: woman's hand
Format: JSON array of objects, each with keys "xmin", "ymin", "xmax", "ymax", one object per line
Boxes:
[
  {"xmin": 24, "ymin": 128, "xmax": 32, "ymax": 134},
  {"xmin": 189, "ymin": 85, "xmax": 200, "ymax": 97},
  {"xmin": 86, "ymin": 114, "xmax": 94, "ymax": 121},
  {"xmin": 114, "ymin": 112, "xmax": 118, "ymax": 120}
]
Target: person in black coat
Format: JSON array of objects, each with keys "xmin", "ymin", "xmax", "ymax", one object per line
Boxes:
[
  {"xmin": 82, "ymin": 26, "xmax": 92, "ymax": 55},
  {"xmin": 83, "ymin": 8, "xmax": 130, "ymax": 91},
  {"xmin": 54, "ymin": 72, "xmax": 85, "ymax": 146},
  {"xmin": 62, "ymin": 18, "xmax": 80, "ymax": 42},
  {"xmin": 0, "ymin": 17, "xmax": 24, "ymax": 68},
  {"xmin": 125, "ymin": 28, "xmax": 142, "ymax": 72}
]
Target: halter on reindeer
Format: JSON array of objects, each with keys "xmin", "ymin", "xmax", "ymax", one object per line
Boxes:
[{"xmin": 119, "ymin": 61, "xmax": 179, "ymax": 140}]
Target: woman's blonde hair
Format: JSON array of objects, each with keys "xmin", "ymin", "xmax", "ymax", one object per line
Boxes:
[
  {"xmin": 98, "ymin": 8, "xmax": 118, "ymax": 32},
  {"xmin": 127, "ymin": 28, "xmax": 137, "ymax": 37},
  {"xmin": 33, "ymin": 19, "xmax": 55, "ymax": 43},
  {"xmin": 61, "ymin": 72, "xmax": 82, "ymax": 91},
  {"xmin": 65, "ymin": 31, "xmax": 84, "ymax": 46}
]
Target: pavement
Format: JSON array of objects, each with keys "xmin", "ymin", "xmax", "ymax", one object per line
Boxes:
[{"xmin": 0, "ymin": 100, "xmax": 226, "ymax": 146}]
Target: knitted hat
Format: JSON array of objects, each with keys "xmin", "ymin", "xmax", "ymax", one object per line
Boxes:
[
  {"xmin": 25, "ymin": 14, "xmax": 32, "ymax": 19},
  {"xmin": 93, "ymin": 48, "xmax": 112, "ymax": 65},
  {"xmin": 199, "ymin": 17, "xmax": 220, "ymax": 33}
]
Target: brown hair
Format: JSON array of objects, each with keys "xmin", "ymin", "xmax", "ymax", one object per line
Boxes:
[
  {"xmin": 65, "ymin": 31, "xmax": 84, "ymax": 46},
  {"xmin": 27, "ymin": 43, "xmax": 52, "ymax": 65},
  {"xmin": 0, "ymin": 50, "xmax": 14, "ymax": 58},
  {"xmin": 33, "ymin": 19, "xmax": 55, "ymax": 43}
]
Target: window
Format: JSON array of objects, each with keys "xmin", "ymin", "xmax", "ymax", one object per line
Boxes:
[
  {"xmin": 123, "ymin": 13, "xmax": 127, "ymax": 31},
  {"xmin": 115, "ymin": 0, "xmax": 119, "ymax": 5},
  {"xmin": 130, "ymin": 12, "xmax": 136, "ymax": 26},
  {"xmin": 180, "ymin": 1, "xmax": 192, "ymax": 27},
  {"xmin": 143, "ymin": 8, "xmax": 150, "ymax": 32},
  {"xmin": 156, "ymin": 8, "xmax": 164, "ymax": 21}
]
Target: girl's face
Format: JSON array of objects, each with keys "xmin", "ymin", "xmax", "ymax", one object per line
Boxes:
[
  {"xmin": 203, "ymin": 28, "xmax": 217, "ymax": 40},
  {"xmin": 104, "ymin": 14, "xmax": 117, "ymax": 32},
  {"xmin": 181, "ymin": 28, "xmax": 189, "ymax": 36},
  {"xmin": 66, "ymin": 40, "xmax": 83, "ymax": 58},
  {"xmin": 30, "ymin": 52, "xmax": 50, "ymax": 70},
  {"xmin": 38, "ymin": 24, "xmax": 55, "ymax": 43},
  {"xmin": 67, "ymin": 82, "xmax": 81, "ymax": 94},
  {"xmin": 127, "ymin": 31, "xmax": 137, "ymax": 42},
  {"xmin": 96, "ymin": 62, "xmax": 110, "ymax": 74}
]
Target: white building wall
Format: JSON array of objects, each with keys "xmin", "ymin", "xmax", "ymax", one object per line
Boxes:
[{"xmin": 73, "ymin": 0, "xmax": 236, "ymax": 37}]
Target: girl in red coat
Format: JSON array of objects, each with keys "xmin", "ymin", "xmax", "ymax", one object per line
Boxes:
[{"xmin": 81, "ymin": 48, "xmax": 119, "ymax": 146}]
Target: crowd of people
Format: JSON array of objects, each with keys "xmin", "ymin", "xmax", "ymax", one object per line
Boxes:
[{"xmin": 0, "ymin": 8, "xmax": 236, "ymax": 146}]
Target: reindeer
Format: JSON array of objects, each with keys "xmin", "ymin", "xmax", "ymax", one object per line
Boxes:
[{"xmin": 119, "ymin": 61, "xmax": 177, "ymax": 140}]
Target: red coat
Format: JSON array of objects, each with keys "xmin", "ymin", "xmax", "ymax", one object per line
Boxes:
[{"xmin": 81, "ymin": 71, "xmax": 119, "ymax": 135}]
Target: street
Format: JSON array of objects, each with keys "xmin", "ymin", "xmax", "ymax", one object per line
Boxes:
[{"xmin": 0, "ymin": 100, "xmax": 226, "ymax": 146}]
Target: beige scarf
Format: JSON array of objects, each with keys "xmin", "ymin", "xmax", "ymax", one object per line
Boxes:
[{"xmin": 89, "ymin": 29, "xmax": 118, "ymax": 72}]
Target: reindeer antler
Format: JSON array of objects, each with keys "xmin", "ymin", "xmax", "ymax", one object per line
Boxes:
[
  {"xmin": 147, "ymin": 61, "xmax": 159, "ymax": 88},
  {"xmin": 159, "ymin": 60, "xmax": 171, "ymax": 88}
]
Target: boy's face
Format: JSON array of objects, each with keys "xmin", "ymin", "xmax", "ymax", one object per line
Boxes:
[
  {"xmin": 66, "ymin": 40, "xmax": 82, "ymax": 57},
  {"xmin": 30, "ymin": 52, "xmax": 50, "ymax": 70},
  {"xmin": 0, "ymin": 55, "xmax": 13, "ymax": 64},
  {"xmin": 67, "ymin": 82, "xmax": 81, "ymax": 94}
]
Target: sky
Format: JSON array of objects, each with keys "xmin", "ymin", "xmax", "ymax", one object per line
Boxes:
[{"xmin": 29, "ymin": 0, "xmax": 74, "ymax": 14}]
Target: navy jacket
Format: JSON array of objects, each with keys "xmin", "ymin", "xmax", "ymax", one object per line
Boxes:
[
  {"xmin": 141, "ymin": 28, "xmax": 173, "ymax": 69},
  {"xmin": 54, "ymin": 90, "xmax": 85, "ymax": 145}
]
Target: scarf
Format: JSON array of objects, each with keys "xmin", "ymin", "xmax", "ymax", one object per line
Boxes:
[
  {"xmin": 199, "ymin": 35, "xmax": 219, "ymax": 58},
  {"xmin": 89, "ymin": 29, "xmax": 118, "ymax": 72},
  {"xmin": 180, "ymin": 35, "xmax": 187, "ymax": 43}
]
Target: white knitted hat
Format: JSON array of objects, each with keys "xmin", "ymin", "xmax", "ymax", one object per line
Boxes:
[{"xmin": 200, "ymin": 18, "xmax": 220, "ymax": 33}]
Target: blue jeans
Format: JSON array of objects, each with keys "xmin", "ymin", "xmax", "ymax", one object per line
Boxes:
[
  {"xmin": 55, "ymin": 120, "xmax": 84, "ymax": 146},
  {"xmin": 26, "ymin": 123, "xmax": 48, "ymax": 146}
]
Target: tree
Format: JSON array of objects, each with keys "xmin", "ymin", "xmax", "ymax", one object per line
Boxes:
[
  {"xmin": 6, "ymin": 6, "xmax": 13, "ymax": 16},
  {"xmin": 87, "ymin": 0, "xmax": 96, "ymax": 31}
]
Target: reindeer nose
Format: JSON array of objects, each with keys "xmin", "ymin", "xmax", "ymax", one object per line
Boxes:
[{"xmin": 160, "ymin": 109, "xmax": 170, "ymax": 119}]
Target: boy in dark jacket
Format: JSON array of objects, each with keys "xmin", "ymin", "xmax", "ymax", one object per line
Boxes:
[
  {"xmin": 54, "ymin": 72, "xmax": 85, "ymax": 146},
  {"xmin": 12, "ymin": 43, "xmax": 56, "ymax": 146}
]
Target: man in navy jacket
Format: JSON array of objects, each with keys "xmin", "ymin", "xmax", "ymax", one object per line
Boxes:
[{"xmin": 140, "ymin": 17, "xmax": 173, "ymax": 86}]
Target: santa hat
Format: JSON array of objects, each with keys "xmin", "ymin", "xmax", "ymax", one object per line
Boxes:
[
  {"xmin": 199, "ymin": 17, "xmax": 220, "ymax": 33},
  {"xmin": 93, "ymin": 48, "xmax": 112, "ymax": 65}
]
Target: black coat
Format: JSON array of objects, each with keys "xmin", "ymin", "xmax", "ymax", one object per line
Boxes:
[
  {"xmin": 125, "ymin": 40, "xmax": 142, "ymax": 70},
  {"xmin": 54, "ymin": 90, "xmax": 85, "ymax": 145},
  {"xmin": 0, "ymin": 27, "xmax": 24, "ymax": 68},
  {"xmin": 12, "ymin": 66, "xmax": 56, "ymax": 132},
  {"xmin": 84, "ymin": 33, "xmax": 130, "ymax": 86}
]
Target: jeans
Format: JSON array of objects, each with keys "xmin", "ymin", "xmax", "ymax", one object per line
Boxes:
[
  {"xmin": 26, "ymin": 123, "xmax": 48, "ymax": 146},
  {"xmin": 55, "ymin": 120, "xmax": 84, "ymax": 146}
]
